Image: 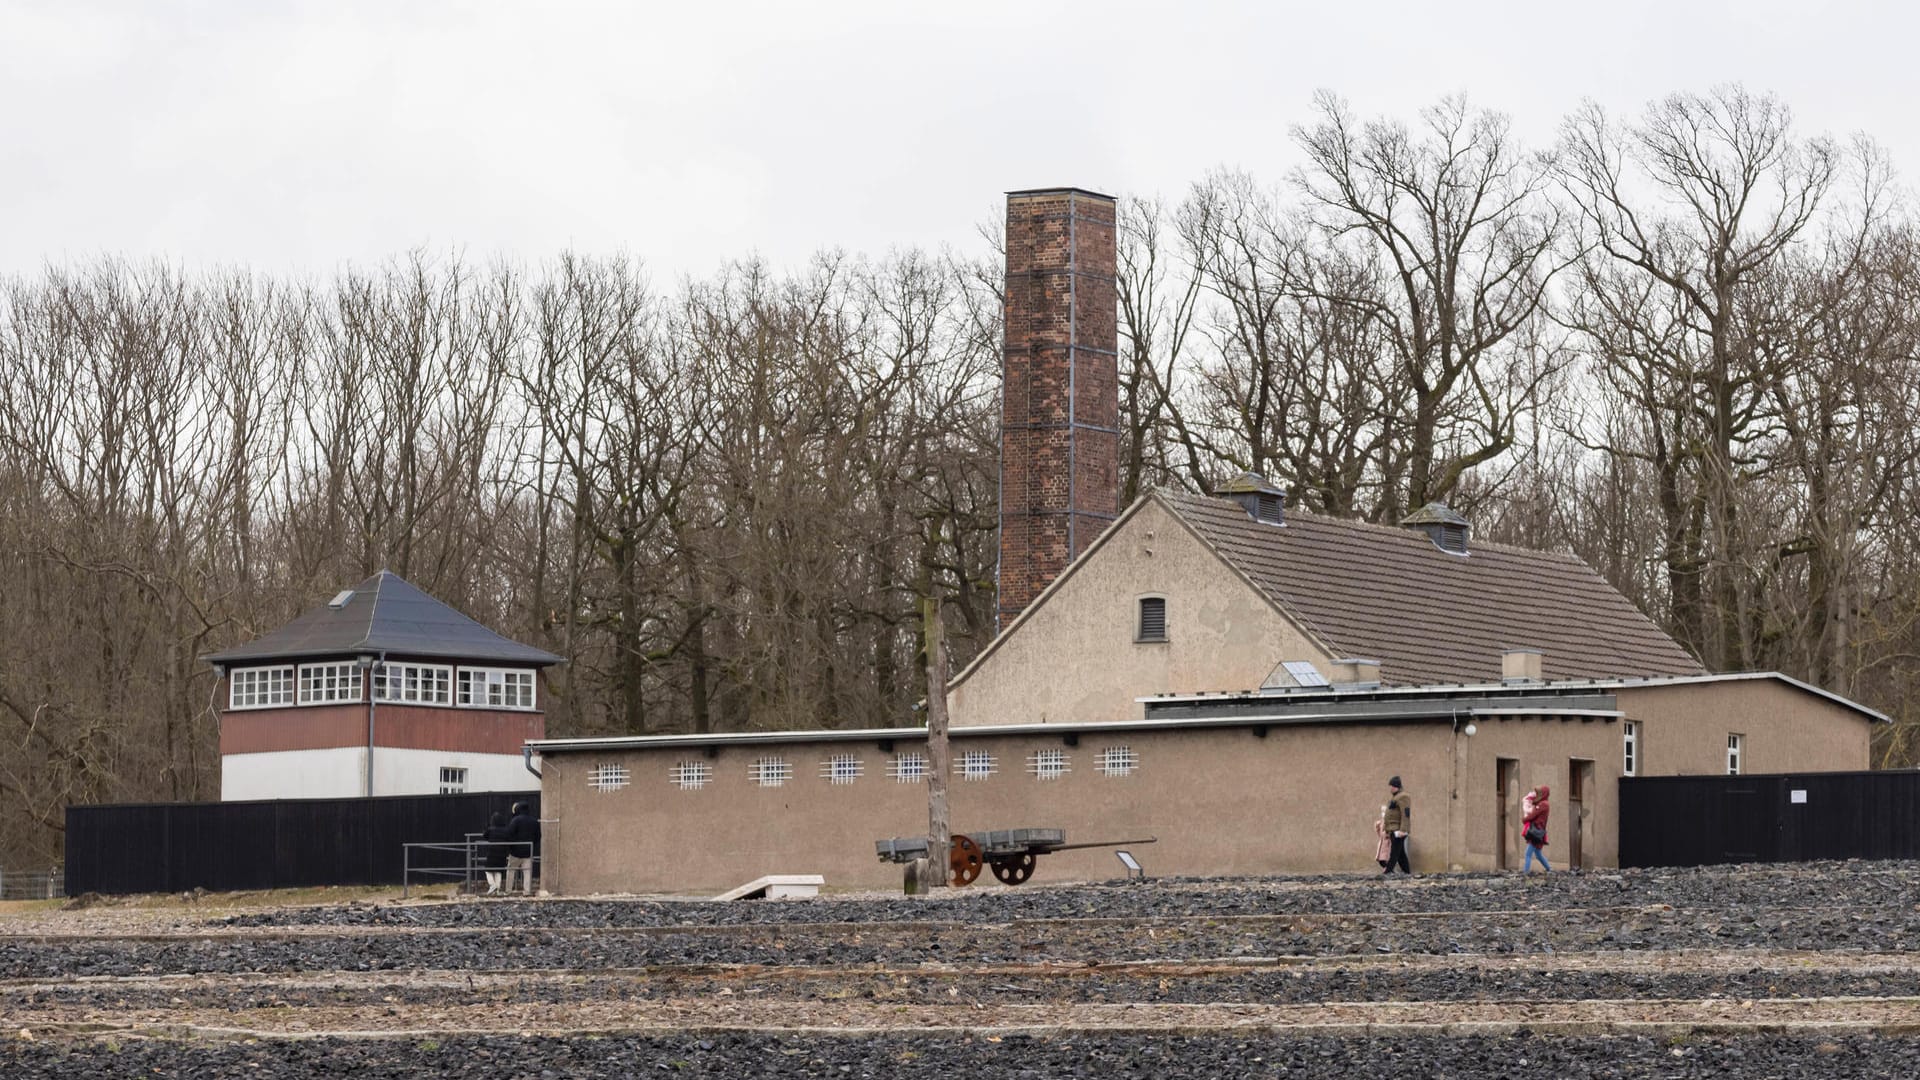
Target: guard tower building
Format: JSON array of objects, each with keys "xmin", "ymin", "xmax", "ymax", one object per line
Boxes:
[{"xmin": 205, "ymin": 571, "xmax": 561, "ymax": 801}]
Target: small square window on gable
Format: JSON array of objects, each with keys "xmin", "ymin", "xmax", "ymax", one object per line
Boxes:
[{"xmin": 1137, "ymin": 597, "xmax": 1167, "ymax": 643}]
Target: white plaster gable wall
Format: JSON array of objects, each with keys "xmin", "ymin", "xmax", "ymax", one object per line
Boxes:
[
  {"xmin": 221, "ymin": 748, "xmax": 535, "ymax": 800},
  {"xmin": 949, "ymin": 496, "xmax": 1331, "ymax": 727}
]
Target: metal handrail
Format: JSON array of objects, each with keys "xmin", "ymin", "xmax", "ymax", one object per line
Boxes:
[{"xmin": 402, "ymin": 839, "xmax": 537, "ymax": 898}]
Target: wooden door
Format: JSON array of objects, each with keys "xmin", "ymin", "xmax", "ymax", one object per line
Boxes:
[
  {"xmin": 1496, "ymin": 758, "xmax": 1518, "ymax": 870},
  {"xmin": 1567, "ymin": 759, "xmax": 1594, "ymax": 869}
]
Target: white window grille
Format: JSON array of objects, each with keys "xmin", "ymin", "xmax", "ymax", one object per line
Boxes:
[
  {"xmin": 669, "ymin": 760, "xmax": 712, "ymax": 790},
  {"xmin": 229, "ymin": 666, "xmax": 296, "ymax": 710},
  {"xmin": 438, "ymin": 766, "xmax": 467, "ymax": 794},
  {"xmin": 1622, "ymin": 722, "xmax": 1639, "ymax": 778},
  {"xmin": 1726, "ymin": 733, "xmax": 1743, "ymax": 776},
  {"xmin": 820, "ymin": 753, "xmax": 863, "ymax": 785},
  {"xmin": 1028, "ymin": 748, "xmax": 1069, "ymax": 780},
  {"xmin": 588, "ymin": 763, "xmax": 631, "ymax": 792},
  {"xmin": 297, "ymin": 662, "xmax": 363, "ymax": 705},
  {"xmin": 1137, "ymin": 597, "xmax": 1167, "ymax": 642},
  {"xmin": 957, "ymin": 750, "xmax": 997, "ymax": 781},
  {"xmin": 373, "ymin": 662, "xmax": 452, "ymax": 705},
  {"xmin": 750, "ymin": 757, "xmax": 794, "ymax": 787},
  {"xmin": 888, "ymin": 752, "xmax": 930, "ymax": 783},
  {"xmin": 1097, "ymin": 745, "xmax": 1139, "ymax": 777},
  {"xmin": 457, "ymin": 667, "xmax": 537, "ymax": 710}
]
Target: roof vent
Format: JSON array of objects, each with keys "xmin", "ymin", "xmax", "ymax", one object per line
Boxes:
[
  {"xmin": 1502, "ymin": 649, "xmax": 1543, "ymax": 684},
  {"xmin": 1402, "ymin": 502, "xmax": 1470, "ymax": 554},
  {"xmin": 1218, "ymin": 471, "xmax": 1286, "ymax": 526},
  {"xmin": 327, "ymin": 590, "xmax": 355, "ymax": 609}
]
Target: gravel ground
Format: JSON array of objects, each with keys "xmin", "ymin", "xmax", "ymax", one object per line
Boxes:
[
  {"xmin": 14, "ymin": 963, "xmax": 1920, "ymax": 1008},
  {"xmin": 7, "ymin": 903, "xmax": 1916, "ymax": 978},
  {"xmin": 215, "ymin": 861, "xmax": 1920, "ymax": 929},
  {"xmin": 10, "ymin": 862, "xmax": 1920, "ymax": 1075},
  {"xmin": 8, "ymin": 1031, "xmax": 1920, "ymax": 1079}
]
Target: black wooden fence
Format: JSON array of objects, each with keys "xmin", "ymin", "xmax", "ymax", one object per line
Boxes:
[
  {"xmin": 65, "ymin": 791, "xmax": 539, "ymax": 895},
  {"xmin": 1619, "ymin": 770, "xmax": 1920, "ymax": 868}
]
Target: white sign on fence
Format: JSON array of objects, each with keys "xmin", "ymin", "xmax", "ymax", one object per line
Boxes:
[{"xmin": 1790, "ymin": 789, "xmax": 1808, "ymax": 804}]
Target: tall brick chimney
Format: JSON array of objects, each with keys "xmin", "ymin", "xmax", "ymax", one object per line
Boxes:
[{"xmin": 998, "ymin": 188, "xmax": 1119, "ymax": 629}]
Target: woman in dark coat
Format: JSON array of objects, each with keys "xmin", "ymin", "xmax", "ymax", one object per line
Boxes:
[{"xmin": 482, "ymin": 811, "xmax": 512, "ymax": 894}]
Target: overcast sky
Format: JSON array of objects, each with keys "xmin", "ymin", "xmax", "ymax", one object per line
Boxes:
[{"xmin": 5, "ymin": 0, "xmax": 1916, "ymax": 282}]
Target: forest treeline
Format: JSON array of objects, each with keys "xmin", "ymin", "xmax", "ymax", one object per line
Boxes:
[{"xmin": 3, "ymin": 87, "xmax": 1918, "ymax": 864}]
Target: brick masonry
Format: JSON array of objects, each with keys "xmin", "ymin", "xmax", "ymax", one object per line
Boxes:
[{"xmin": 999, "ymin": 188, "xmax": 1119, "ymax": 628}]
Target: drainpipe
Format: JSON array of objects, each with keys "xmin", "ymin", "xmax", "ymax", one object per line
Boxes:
[
  {"xmin": 522, "ymin": 745, "xmax": 542, "ymax": 779},
  {"xmin": 358, "ymin": 653, "xmax": 383, "ymax": 797}
]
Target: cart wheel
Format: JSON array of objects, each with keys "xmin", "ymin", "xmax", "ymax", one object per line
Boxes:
[
  {"xmin": 949, "ymin": 834, "xmax": 984, "ymax": 887},
  {"xmin": 989, "ymin": 852, "xmax": 1037, "ymax": 886}
]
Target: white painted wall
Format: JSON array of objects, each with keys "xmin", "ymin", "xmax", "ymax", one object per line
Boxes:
[
  {"xmin": 371, "ymin": 747, "xmax": 537, "ymax": 796},
  {"xmin": 221, "ymin": 748, "xmax": 537, "ymax": 801},
  {"xmin": 222, "ymin": 747, "xmax": 366, "ymax": 801}
]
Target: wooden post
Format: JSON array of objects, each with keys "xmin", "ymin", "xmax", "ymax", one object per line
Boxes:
[{"xmin": 922, "ymin": 592, "xmax": 951, "ymax": 890}]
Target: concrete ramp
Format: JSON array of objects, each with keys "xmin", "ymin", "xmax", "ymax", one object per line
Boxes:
[{"xmin": 712, "ymin": 874, "xmax": 824, "ymax": 901}]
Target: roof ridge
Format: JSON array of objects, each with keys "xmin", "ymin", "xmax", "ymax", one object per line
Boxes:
[{"xmin": 1162, "ymin": 489, "xmax": 1589, "ymax": 565}]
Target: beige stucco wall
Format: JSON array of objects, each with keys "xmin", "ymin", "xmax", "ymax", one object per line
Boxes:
[
  {"xmin": 1448, "ymin": 715, "xmax": 1624, "ymax": 872},
  {"xmin": 540, "ymin": 722, "xmax": 1481, "ymax": 895},
  {"xmin": 949, "ymin": 498, "xmax": 1328, "ymax": 727},
  {"xmin": 1617, "ymin": 679, "xmax": 1872, "ymax": 777},
  {"xmin": 538, "ymin": 679, "xmax": 1879, "ymax": 894}
]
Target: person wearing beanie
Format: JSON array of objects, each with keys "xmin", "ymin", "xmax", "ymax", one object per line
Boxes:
[{"xmin": 1380, "ymin": 776, "xmax": 1412, "ymax": 875}]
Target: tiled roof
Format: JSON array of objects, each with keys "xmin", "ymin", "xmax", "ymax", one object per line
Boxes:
[
  {"xmin": 203, "ymin": 571, "xmax": 562, "ymax": 667},
  {"xmin": 1160, "ymin": 491, "xmax": 1704, "ymax": 686}
]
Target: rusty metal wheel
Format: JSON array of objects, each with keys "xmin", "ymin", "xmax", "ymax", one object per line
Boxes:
[
  {"xmin": 949, "ymin": 834, "xmax": 984, "ymax": 887},
  {"xmin": 989, "ymin": 852, "xmax": 1037, "ymax": 886}
]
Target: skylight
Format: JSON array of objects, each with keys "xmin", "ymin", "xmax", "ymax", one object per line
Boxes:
[
  {"xmin": 328, "ymin": 590, "xmax": 355, "ymax": 609},
  {"xmin": 1282, "ymin": 661, "xmax": 1329, "ymax": 687}
]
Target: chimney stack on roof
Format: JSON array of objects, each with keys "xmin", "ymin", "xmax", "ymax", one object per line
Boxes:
[
  {"xmin": 997, "ymin": 188, "xmax": 1119, "ymax": 629},
  {"xmin": 1502, "ymin": 648, "xmax": 1544, "ymax": 684},
  {"xmin": 1329, "ymin": 658, "xmax": 1382, "ymax": 688},
  {"xmin": 1402, "ymin": 502, "xmax": 1471, "ymax": 554}
]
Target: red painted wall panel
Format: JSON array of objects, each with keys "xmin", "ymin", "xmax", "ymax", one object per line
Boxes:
[{"xmin": 221, "ymin": 704, "xmax": 544, "ymax": 756}]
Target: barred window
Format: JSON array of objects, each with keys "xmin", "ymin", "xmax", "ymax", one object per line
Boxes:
[
  {"xmin": 820, "ymin": 753, "xmax": 863, "ymax": 785},
  {"xmin": 669, "ymin": 760, "xmax": 711, "ymax": 790},
  {"xmin": 230, "ymin": 666, "xmax": 296, "ymax": 710},
  {"xmin": 1097, "ymin": 745, "xmax": 1139, "ymax": 777},
  {"xmin": 1028, "ymin": 748, "xmax": 1069, "ymax": 780},
  {"xmin": 373, "ymin": 662, "xmax": 452, "ymax": 705},
  {"xmin": 957, "ymin": 750, "xmax": 996, "ymax": 781},
  {"xmin": 888, "ymin": 752, "xmax": 929, "ymax": 783},
  {"xmin": 457, "ymin": 667, "xmax": 536, "ymax": 710},
  {"xmin": 298, "ymin": 662, "xmax": 363, "ymax": 705},
  {"xmin": 750, "ymin": 757, "xmax": 794, "ymax": 787},
  {"xmin": 588, "ymin": 763, "xmax": 631, "ymax": 792},
  {"xmin": 438, "ymin": 766, "xmax": 467, "ymax": 794}
]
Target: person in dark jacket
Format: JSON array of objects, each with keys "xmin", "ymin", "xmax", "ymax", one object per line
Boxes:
[
  {"xmin": 1381, "ymin": 776, "xmax": 1412, "ymax": 875},
  {"xmin": 481, "ymin": 811, "xmax": 512, "ymax": 895},
  {"xmin": 506, "ymin": 802, "xmax": 541, "ymax": 894}
]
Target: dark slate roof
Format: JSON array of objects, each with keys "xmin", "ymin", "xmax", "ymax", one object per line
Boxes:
[
  {"xmin": 1160, "ymin": 491, "xmax": 1704, "ymax": 686},
  {"xmin": 203, "ymin": 571, "xmax": 562, "ymax": 668},
  {"xmin": 1401, "ymin": 502, "xmax": 1471, "ymax": 528},
  {"xmin": 1216, "ymin": 471, "xmax": 1286, "ymax": 496}
]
